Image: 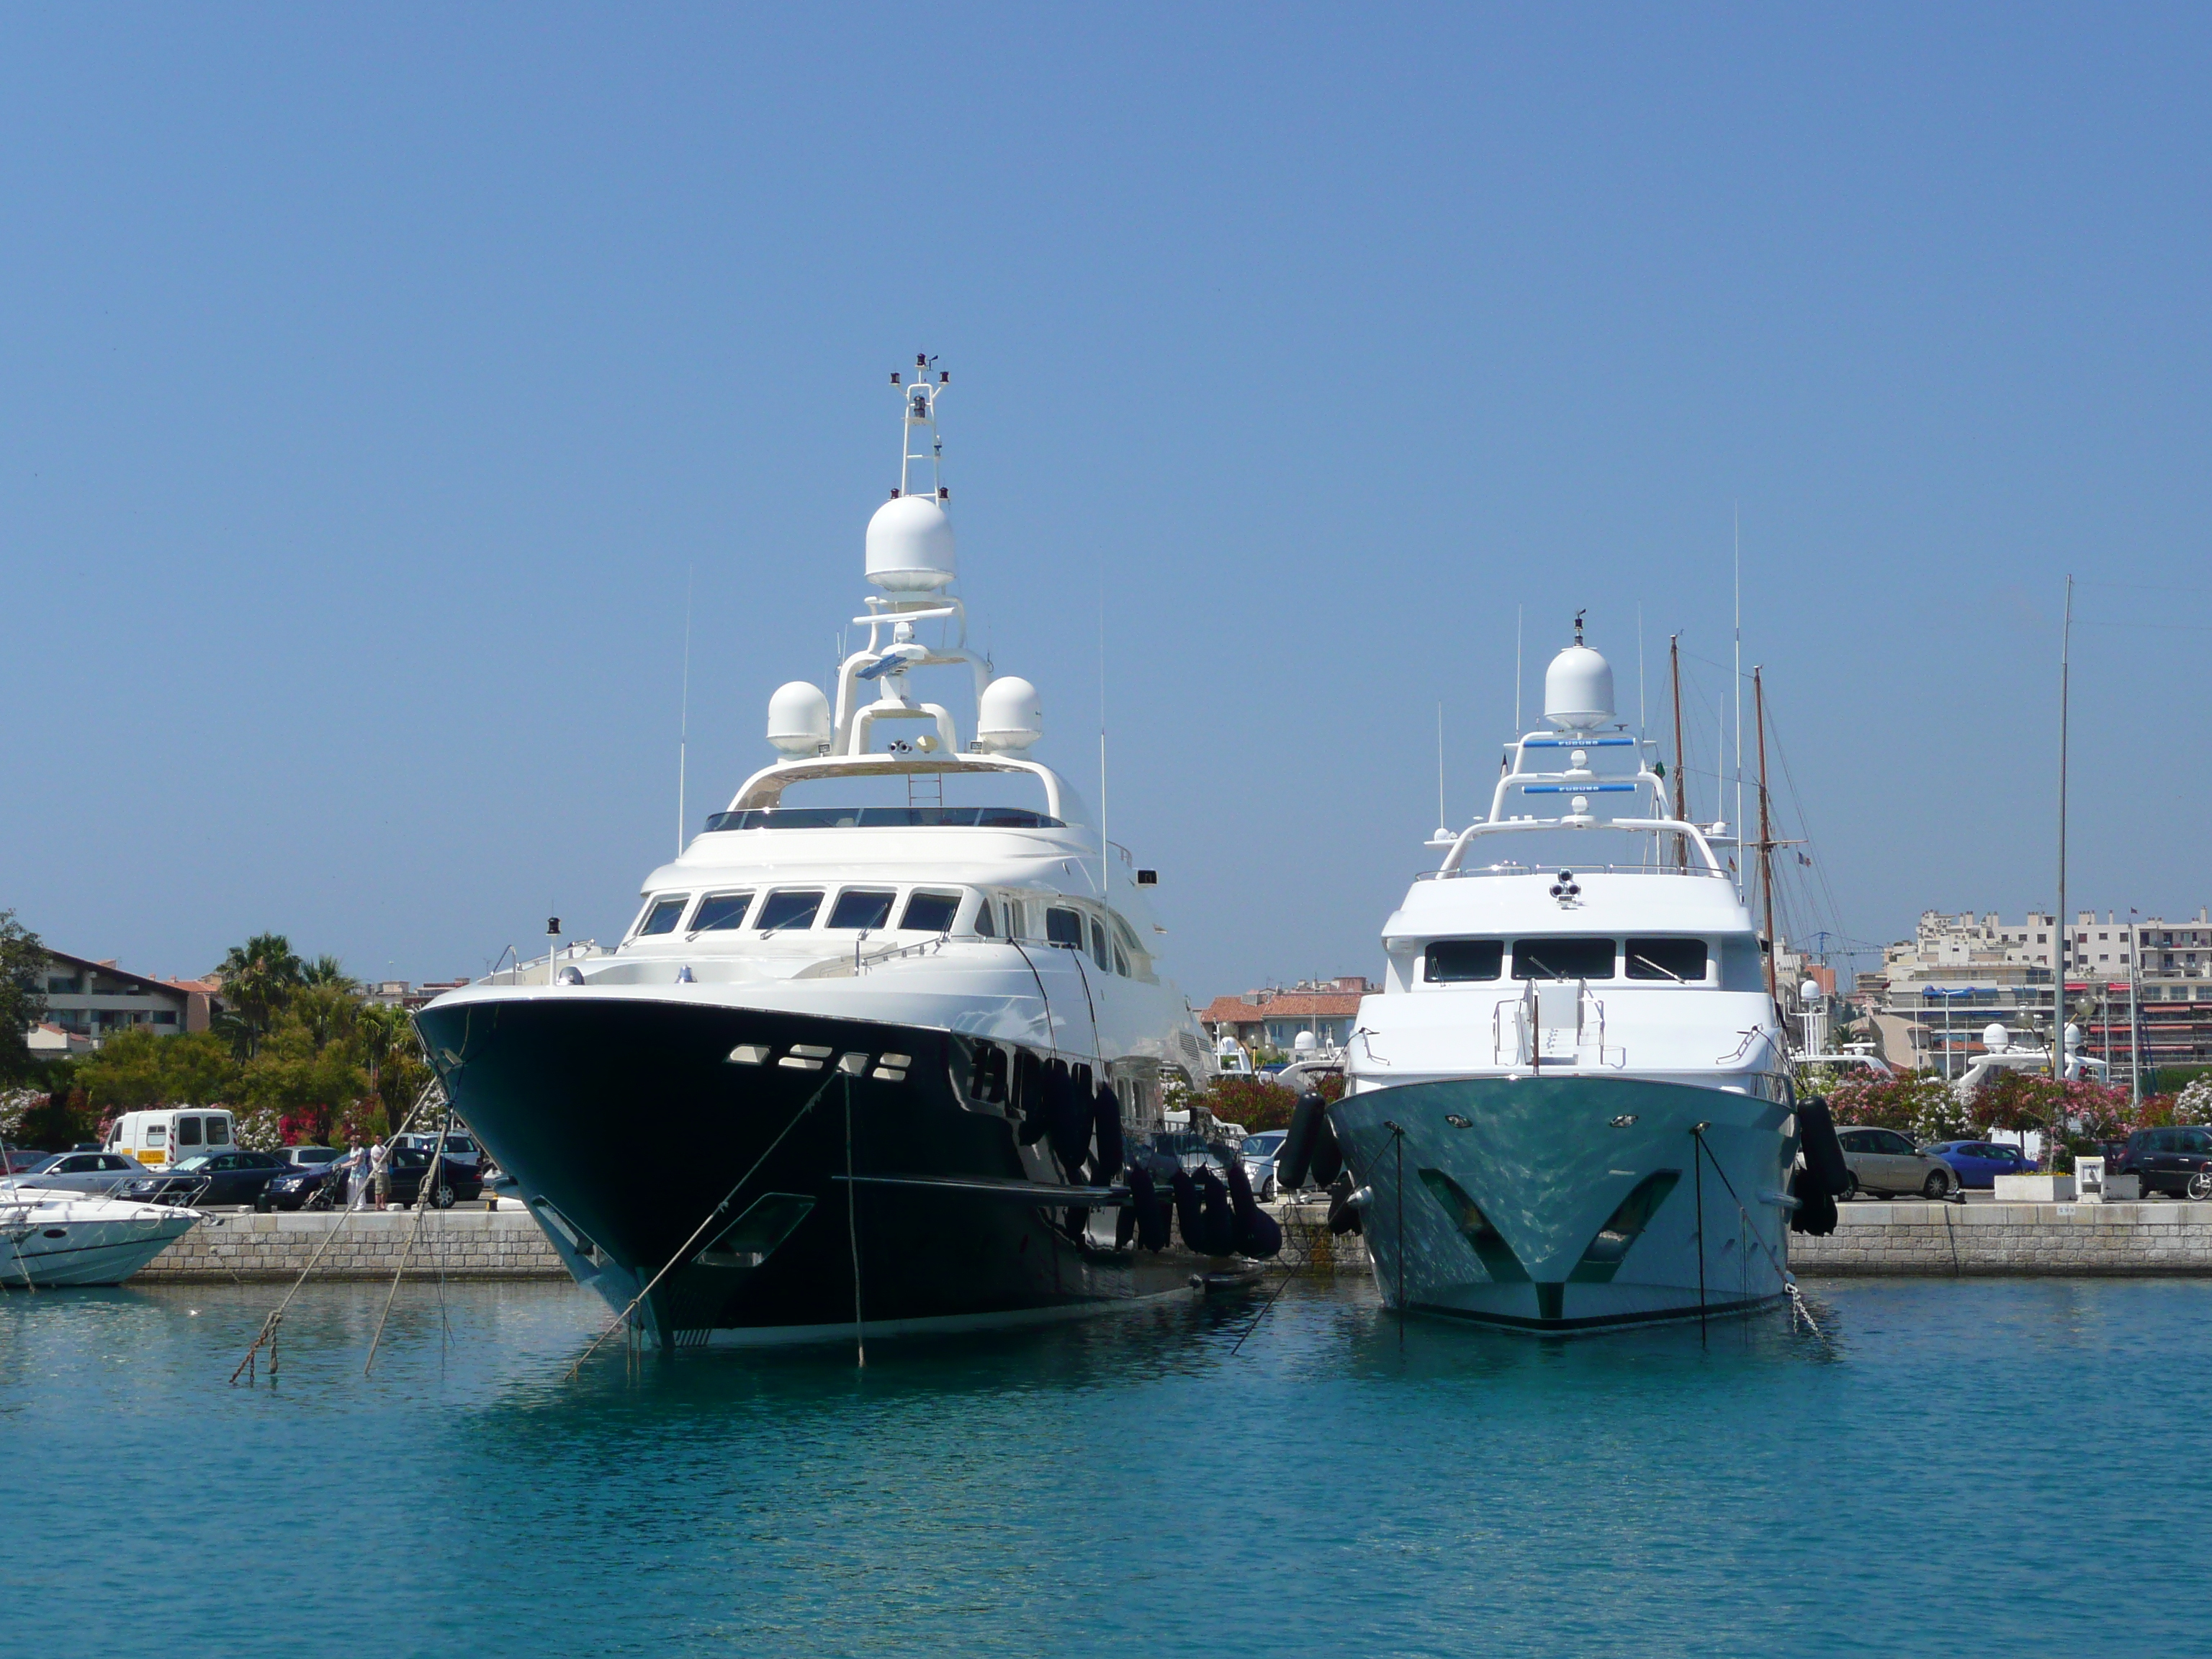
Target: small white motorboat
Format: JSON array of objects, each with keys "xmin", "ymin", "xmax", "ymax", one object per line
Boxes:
[{"xmin": 0, "ymin": 1187, "xmax": 201, "ymax": 1287}]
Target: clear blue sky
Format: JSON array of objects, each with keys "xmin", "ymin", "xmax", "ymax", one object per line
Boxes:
[{"xmin": 6, "ymin": 4, "xmax": 2209, "ymax": 999}]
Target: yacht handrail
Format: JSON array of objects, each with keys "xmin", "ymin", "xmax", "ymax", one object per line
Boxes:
[
  {"xmin": 728, "ymin": 752, "xmax": 1074, "ymax": 824},
  {"xmin": 1436, "ymin": 815, "xmax": 1727, "ymax": 876}
]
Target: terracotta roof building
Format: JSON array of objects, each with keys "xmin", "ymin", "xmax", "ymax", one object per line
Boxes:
[{"xmin": 1198, "ymin": 977, "xmax": 1373, "ymax": 1052}]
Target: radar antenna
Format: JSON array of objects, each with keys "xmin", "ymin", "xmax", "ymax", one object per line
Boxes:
[{"xmin": 887, "ymin": 353, "xmax": 951, "ymax": 501}]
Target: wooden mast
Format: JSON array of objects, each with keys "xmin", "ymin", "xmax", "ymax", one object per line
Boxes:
[
  {"xmin": 1753, "ymin": 666, "xmax": 1779, "ymax": 1007},
  {"xmin": 1668, "ymin": 634, "xmax": 1689, "ymax": 871}
]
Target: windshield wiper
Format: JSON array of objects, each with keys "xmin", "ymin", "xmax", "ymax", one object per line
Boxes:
[{"xmin": 1629, "ymin": 953, "xmax": 1687, "ymax": 983}]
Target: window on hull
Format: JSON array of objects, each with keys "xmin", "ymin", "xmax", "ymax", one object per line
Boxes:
[
  {"xmin": 636, "ymin": 895, "xmax": 691, "ymax": 937},
  {"xmin": 756, "ymin": 890, "xmax": 824, "ymax": 932},
  {"xmin": 1424, "ymin": 940, "xmax": 1503, "ymax": 983},
  {"xmin": 1625, "ymin": 938, "xmax": 1709, "ymax": 983},
  {"xmin": 691, "ymin": 891, "xmax": 756, "ymax": 932},
  {"xmin": 827, "ymin": 889, "xmax": 896, "ymax": 930},
  {"xmin": 1511, "ymin": 938, "xmax": 1617, "ymax": 980}
]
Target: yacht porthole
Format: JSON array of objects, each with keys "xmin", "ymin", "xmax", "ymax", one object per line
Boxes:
[
  {"xmin": 837, "ymin": 1053, "xmax": 869, "ymax": 1075},
  {"xmin": 789, "ymin": 1044, "xmax": 833, "ymax": 1058},
  {"xmin": 879, "ymin": 1053, "xmax": 912, "ymax": 1067},
  {"xmin": 727, "ymin": 1044, "xmax": 770, "ymax": 1066},
  {"xmin": 778, "ymin": 1056, "xmax": 824, "ymax": 1071},
  {"xmin": 871, "ymin": 1068, "xmax": 908, "ymax": 1083}
]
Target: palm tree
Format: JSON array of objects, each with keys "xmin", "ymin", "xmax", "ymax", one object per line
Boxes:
[
  {"xmin": 215, "ymin": 933, "xmax": 305, "ymax": 1058},
  {"xmin": 302, "ymin": 954, "xmax": 356, "ymax": 992}
]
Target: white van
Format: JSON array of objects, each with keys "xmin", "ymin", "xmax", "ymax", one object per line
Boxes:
[{"xmin": 107, "ymin": 1108, "xmax": 238, "ymax": 1167}]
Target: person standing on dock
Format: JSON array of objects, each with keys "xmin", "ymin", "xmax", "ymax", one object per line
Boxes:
[
  {"xmin": 369, "ymin": 1139, "xmax": 389, "ymax": 1210},
  {"xmin": 345, "ymin": 1141, "xmax": 366, "ymax": 1210}
]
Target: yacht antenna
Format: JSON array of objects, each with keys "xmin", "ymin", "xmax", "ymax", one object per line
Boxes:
[
  {"xmin": 891, "ymin": 354, "xmax": 950, "ymax": 502},
  {"xmin": 1732, "ymin": 505, "xmax": 1743, "ymax": 894},
  {"xmin": 1754, "ymin": 666, "xmax": 1778, "ymax": 1008},
  {"xmin": 1637, "ymin": 602, "xmax": 1646, "ymax": 731},
  {"xmin": 2053, "ymin": 573, "xmax": 2072, "ymax": 1081},
  {"xmin": 1514, "ymin": 606, "xmax": 1523, "ymax": 731},
  {"xmin": 678, "ymin": 565, "xmax": 693, "ymax": 855},
  {"xmin": 1669, "ymin": 634, "xmax": 1689, "ymax": 871},
  {"xmin": 1099, "ymin": 563, "xmax": 1109, "ymax": 899},
  {"xmin": 1435, "ymin": 703, "xmax": 1446, "ymax": 837}
]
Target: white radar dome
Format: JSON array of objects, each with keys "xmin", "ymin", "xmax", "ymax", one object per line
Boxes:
[
  {"xmin": 865, "ymin": 493, "xmax": 957, "ymax": 592},
  {"xmin": 1801, "ymin": 979, "xmax": 1823, "ymax": 1004},
  {"xmin": 1292, "ymin": 1030, "xmax": 1319, "ymax": 1056},
  {"xmin": 1982, "ymin": 1022, "xmax": 2010, "ymax": 1053},
  {"xmin": 976, "ymin": 675, "xmax": 1043, "ymax": 753},
  {"xmin": 766, "ymin": 681, "xmax": 832, "ymax": 755},
  {"xmin": 1544, "ymin": 644, "xmax": 1615, "ymax": 731}
]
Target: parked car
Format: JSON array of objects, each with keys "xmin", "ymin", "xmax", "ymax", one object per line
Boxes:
[
  {"xmin": 1924, "ymin": 1141, "xmax": 2038, "ymax": 1190},
  {"xmin": 277, "ymin": 1145, "xmax": 343, "ymax": 1169},
  {"xmin": 120, "ymin": 1149, "xmax": 293, "ymax": 1207},
  {"xmin": 1835, "ymin": 1126, "xmax": 1958, "ymax": 1199},
  {"xmin": 392, "ymin": 1130, "xmax": 483, "ymax": 1169},
  {"xmin": 1, "ymin": 1143, "xmax": 52, "ymax": 1175},
  {"xmin": 1240, "ymin": 1130, "xmax": 1289, "ymax": 1200},
  {"xmin": 261, "ymin": 1159, "xmax": 345, "ymax": 1210},
  {"xmin": 2116, "ymin": 1126, "xmax": 2212, "ymax": 1200},
  {"xmin": 385, "ymin": 1145, "xmax": 484, "ymax": 1208},
  {"xmin": 0, "ymin": 1150, "xmax": 150, "ymax": 1196}
]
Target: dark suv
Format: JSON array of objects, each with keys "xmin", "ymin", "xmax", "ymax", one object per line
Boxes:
[{"xmin": 2118, "ymin": 1126, "xmax": 2212, "ymax": 1200}]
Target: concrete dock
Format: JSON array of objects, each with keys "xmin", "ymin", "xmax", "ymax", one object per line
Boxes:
[
  {"xmin": 135, "ymin": 1205, "xmax": 567, "ymax": 1282},
  {"xmin": 1791, "ymin": 1198, "xmax": 2212, "ymax": 1276}
]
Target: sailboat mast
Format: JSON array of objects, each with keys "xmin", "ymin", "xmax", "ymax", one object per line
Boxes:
[
  {"xmin": 2053, "ymin": 575, "xmax": 2072, "ymax": 1082},
  {"xmin": 1754, "ymin": 666, "xmax": 1778, "ymax": 1009},
  {"xmin": 1668, "ymin": 634, "xmax": 1689, "ymax": 871}
]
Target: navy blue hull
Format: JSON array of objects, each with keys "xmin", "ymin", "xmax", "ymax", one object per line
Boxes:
[{"xmin": 413, "ymin": 996, "xmax": 1189, "ymax": 1345}]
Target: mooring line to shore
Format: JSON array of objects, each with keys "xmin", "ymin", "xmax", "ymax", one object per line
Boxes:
[
  {"xmin": 227, "ymin": 1077, "xmax": 444, "ymax": 1387},
  {"xmin": 364, "ymin": 1106, "xmax": 463, "ymax": 1376},
  {"xmin": 564, "ymin": 1069, "xmax": 843, "ymax": 1381}
]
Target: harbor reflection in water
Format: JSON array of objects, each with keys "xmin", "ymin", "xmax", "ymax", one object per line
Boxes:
[{"xmin": 5, "ymin": 1276, "xmax": 2208, "ymax": 1656}]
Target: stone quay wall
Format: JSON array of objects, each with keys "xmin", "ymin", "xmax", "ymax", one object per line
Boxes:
[
  {"xmin": 1791, "ymin": 1200, "xmax": 2212, "ymax": 1277},
  {"xmin": 1269, "ymin": 1199, "xmax": 1373, "ymax": 1274},
  {"xmin": 135, "ymin": 1206, "xmax": 570, "ymax": 1282}
]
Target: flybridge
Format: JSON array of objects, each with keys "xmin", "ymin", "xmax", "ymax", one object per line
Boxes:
[
  {"xmin": 1428, "ymin": 621, "xmax": 1730, "ymax": 880},
  {"xmin": 727, "ymin": 356, "xmax": 1079, "ymax": 830}
]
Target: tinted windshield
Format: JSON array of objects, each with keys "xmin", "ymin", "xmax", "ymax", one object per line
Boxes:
[
  {"xmin": 1512, "ymin": 938, "xmax": 1617, "ymax": 979},
  {"xmin": 1625, "ymin": 938, "xmax": 1708, "ymax": 981},
  {"xmin": 1425, "ymin": 940, "xmax": 1503, "ymax": 982},
  {"xmin": 637, "ymin": 895, "xmax": 689, "ymax": 936},
  {"xmin": 691, "ymin": 891, "xmax": 755, "ymax": 932},
  {"xmin": 757, "ymin": 890, "xmax": 824, "ymax": 932}
]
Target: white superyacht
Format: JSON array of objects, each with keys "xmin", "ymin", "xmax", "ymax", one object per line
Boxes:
[
  {"xmin": 417, "ymin": 365, "xmax": 1213, "ymax": 1346},
  {"xmin": 1322, "ymin": 625, "xmax": 1796, "ymax": 1331}
]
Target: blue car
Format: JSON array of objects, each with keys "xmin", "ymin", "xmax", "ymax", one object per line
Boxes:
[{"xmin": 1925, "ymin": 1141, "xmax": 2036, "ymax": 1189}]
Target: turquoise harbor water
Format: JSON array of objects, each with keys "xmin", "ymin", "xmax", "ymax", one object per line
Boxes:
[{"xmin": 4, "ymin": 1275, "xmax": 2207, "ymax": 1657}]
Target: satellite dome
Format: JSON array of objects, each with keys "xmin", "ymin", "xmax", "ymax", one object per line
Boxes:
[
  {"xmin": 1292, "ymin": 1030, "xmax": 1319, "ymax": 1056},
  {"xmin": 1982, "ymin": 1022, "xmax": 2010, "ymax": 1053},
  {"xmin": 1544, "ymin": 644, "xmax": 1615, "ymax": 731},
  {"xmin": 976, "ymin": 676, "xmax": 1042, "ymax": 753},
  {"xmin": 766, "ymin": 681, "xmax": 832, "ymax": 755},
  {"xmin": 865, "ymin": 493, "xmax": 956, "ymax": 592}
]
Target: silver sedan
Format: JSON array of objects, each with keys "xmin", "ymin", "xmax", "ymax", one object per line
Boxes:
[
  {"xmin": 0, "ymin": 1150, "xmax": 151, "ymax": 1197},
  {"xmin": 1835, "ymin": 1126, "xmax": 1958, "ymax": 1199}
]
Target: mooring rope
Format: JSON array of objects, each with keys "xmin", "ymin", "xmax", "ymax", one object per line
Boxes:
[
  {"xmin": 1690, "ymin": 1123, "xmax": 1833, "ymax": 1350},
  {"xmin": 227, "ymin": 1077, "xmax": 443, "ymax": 1386},
  {"xmin": 363, "ymin": 1105, "xmax": 462, "ymax": 1375},
  {"xmin": 565, "ymin": 1067, "xmax": 842, "ymax": 1380}
]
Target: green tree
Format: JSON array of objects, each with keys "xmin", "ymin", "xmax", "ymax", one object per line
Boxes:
[
  {"xmin": 302, "ymin": 954, "xmax": 356, "ymax": 992},
  {"xmin": 358, "ymin": 1002, "xmax": 431, "ymax": 1130},
  {"xmin": 215, "ymin": 932, "xmax": 305, "ymax": 1058},
  {"xmin": 0, "ymin": 910, "xmax": 50, "ymax": 1082},
  {"xmin": 78, "ymin": 1028, "xmax": 238, "ymax": 1114}
]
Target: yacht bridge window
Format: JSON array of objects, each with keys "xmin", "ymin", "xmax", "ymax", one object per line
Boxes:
[
  {"xmin": 691, "ymin": 891, "xmax": 757, "ymax": 932},
  {"xmin": 1424, "ymin": 940, "xmax": 1504, "ymax": 983},
  {"xmin": 1625, "ymin": 938, "xmax": 1709, "ymax": 982},
  {"xmin": 636, "ymin": 895, "xmax": 691, "ymax": 937},
  {"xmin": 756, "ymin": 890, "xmax": 825, "ymax": 933},
  {"xmin": 1046, "ymin": 907, "xmax": 1085, "ymax": 949},
  {"xmin": 901, "ymin": 891, "xmax": 962, "ymax": 933},
  {"xmin": 1511, "ymin": 938, "xmax": 1617, "ymax": 980},
  {"xmin": 827, "ymin": 889, "xmax": 896, "ymax": 930}
]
